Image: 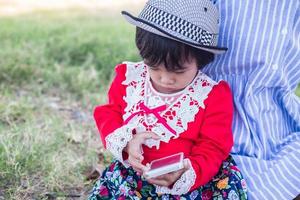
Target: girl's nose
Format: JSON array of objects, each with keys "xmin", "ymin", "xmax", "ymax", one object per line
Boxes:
[{"xmin": 160, "ymin": 74, "xmax": 175, "ymax": 85}]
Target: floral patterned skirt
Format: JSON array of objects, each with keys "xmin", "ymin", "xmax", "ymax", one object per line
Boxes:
[{"xmin": 89, "ymin": 156, "xmax": 247, "ymax": 200}]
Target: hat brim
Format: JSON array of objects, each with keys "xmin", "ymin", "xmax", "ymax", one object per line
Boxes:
[{"xmin": 121, "ymin": 11, "xmax": 227, "ymax": 54}]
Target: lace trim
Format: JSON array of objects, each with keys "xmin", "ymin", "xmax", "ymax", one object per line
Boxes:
[
  {"xmin": 121, "ymin": 61, "xmax": 217, "ymax": 147},
  {"xmin": 155, "ymin": 159, "xmax": 196, "ymax": 195},
  {"xmin": 105, "ymin": 124, "xmax": 134, "ymax": 164}
]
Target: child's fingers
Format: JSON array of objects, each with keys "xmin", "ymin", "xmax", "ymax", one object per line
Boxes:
[
  {"xmin": 147, "ymin": 178, "xmax": 170, "ymax": 187},
  {"xmin": 130, "ymin": 159, "xmax": 147, "ymax": 173},
  {"xmin": 145, "ymin": 164, "xmax": 187, "ymax": 186},
  {"xmin": 130, "ymin": 151, "xmax": 144, "ymax": 161},
  {"xmin": 138, "ymin": 131, "xmax": 161, "ymax": 140},
  {"xmin": 127, "ymin": 152, "xmax": 145, "ymax": 170},
  {"xmin": 147, "ymin": 174, "xmax": 177, "ymax": 187}
]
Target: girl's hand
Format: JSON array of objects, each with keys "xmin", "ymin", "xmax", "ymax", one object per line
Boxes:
[
  {"xmin": 144, "ymin": 159, "xmax": 190, "ymax": 187},
  {"xmin": 125, "ymin": 131, "xmax": 160, "ymax": 174}
]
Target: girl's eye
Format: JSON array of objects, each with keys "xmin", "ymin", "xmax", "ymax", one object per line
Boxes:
[{"xmin": 174, "ymin": 70, "xmax": 185, "ymax": 74}]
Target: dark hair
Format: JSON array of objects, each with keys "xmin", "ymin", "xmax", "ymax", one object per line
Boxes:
[{"xmin": 135, "ymin": 27, "xmax": 214, "ymax": 71}]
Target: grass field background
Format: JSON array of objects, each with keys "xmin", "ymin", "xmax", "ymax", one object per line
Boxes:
[
  {"xmin": 0, "ymin": 4, "xmax": 141, "ymax": 199},
  {"xmin": 0, "ymin": 2, "xmax": 299, "ymax": 200}
]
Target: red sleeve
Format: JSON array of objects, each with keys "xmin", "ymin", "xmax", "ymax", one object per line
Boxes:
[
  {"xmin": 188, "ymin": 81, "xmax": 234, "ymax": 191},
  {"xmin": 93, "ymin": 64, "xmax": 127, "ymax": 148}
]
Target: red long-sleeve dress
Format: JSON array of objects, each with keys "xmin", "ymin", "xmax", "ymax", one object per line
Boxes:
[{"xmin": 94, "ymin": 61, "xmax": 234, "ymax": 195}]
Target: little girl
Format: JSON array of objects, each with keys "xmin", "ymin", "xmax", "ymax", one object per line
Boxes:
[{"xmin": 90, "ymin": 0, "xmax": 247, "ymax": 199}]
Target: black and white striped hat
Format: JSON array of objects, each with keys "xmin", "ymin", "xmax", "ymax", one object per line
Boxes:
[{"xmin": 122, "ymin": 0, "xmax": 227, "ymax": 54}]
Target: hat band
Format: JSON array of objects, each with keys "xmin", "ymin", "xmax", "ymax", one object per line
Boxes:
[{"xmin": 139, "ymin": 4, "xmax": 217, "ymax": 46}]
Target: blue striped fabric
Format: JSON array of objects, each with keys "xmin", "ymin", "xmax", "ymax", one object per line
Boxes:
[{"xmin": 202, "ymin": 0, "xmax": 300, "ymax": 199}]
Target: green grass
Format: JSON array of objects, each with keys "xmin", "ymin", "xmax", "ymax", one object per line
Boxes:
[
  {"xmin": 0, "ymin": 7, "xmax": 299, "ymax": 200},
  {"xmin": 296, "ymin": 87, "xmax": 300, "ymax": 97},
  {"xmin": 0, "ymin": 10, "xmax": 139, "ymax": 199},
  {"xmin": 0, "ymin": 11, "xmax": 139, "ymax": 98}
]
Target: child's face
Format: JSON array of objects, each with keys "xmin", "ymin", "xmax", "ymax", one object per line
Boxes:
[{"xmin": 147, "ymin": 57, "xmax": 198, "ymax": 94}]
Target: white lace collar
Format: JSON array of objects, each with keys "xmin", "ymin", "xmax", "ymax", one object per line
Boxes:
[{"xmin": 122, "ymin": 61, "xmax": 217, "ymax": 148}]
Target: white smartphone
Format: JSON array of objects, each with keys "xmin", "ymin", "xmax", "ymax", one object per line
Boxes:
[{"xmin": 144, "ymin": 152, "xmax": 184, "ymax": 178}]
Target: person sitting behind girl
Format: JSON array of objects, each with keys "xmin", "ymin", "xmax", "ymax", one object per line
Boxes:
[{"xmin": 90, "ymin": 0, "xmax": 247, "ymax": 199}]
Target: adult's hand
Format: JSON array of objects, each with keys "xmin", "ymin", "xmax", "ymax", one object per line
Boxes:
[{"xmin": 125, "ymin": 131, "xmax": 160, "ymax": 174}]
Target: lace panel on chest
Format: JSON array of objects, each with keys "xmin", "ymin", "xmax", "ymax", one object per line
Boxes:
[{"xmin": 122, "ymin": 61, "xmax": 217, "ymax": 148}]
